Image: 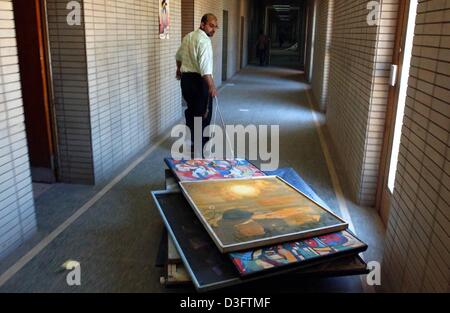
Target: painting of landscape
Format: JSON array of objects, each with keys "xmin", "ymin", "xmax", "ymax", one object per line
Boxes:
[{"xmin": 180, "ymin": 176, "xmax": 348, "ymax": 253}]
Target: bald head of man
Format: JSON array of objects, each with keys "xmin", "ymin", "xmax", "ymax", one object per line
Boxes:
[{"xmin": 200, "ymin": 13, "xmax": 218, "ymax": 37}]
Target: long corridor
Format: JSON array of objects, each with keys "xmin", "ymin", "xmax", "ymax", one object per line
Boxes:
[{"xmin": 0, "ymin": 66, "xmax": 385, "ymax": 293}]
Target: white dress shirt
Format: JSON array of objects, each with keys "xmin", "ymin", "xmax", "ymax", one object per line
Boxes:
[{"xmin": 176, "ymin": 28, "xmax": 213, "ymax": 77}]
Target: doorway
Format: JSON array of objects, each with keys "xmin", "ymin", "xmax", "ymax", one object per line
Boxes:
[
  {"xmin": 181, "ymin": 0, "xmax": 194, "ymax": 37},
  {"xmin": 306, "ymin": 0, "xmax": 317, "ymax": 82},
  {"xmin": 264, "ymin": 5, "xmax": 303, "ymax": 69},
  {"xmin": 239, "ymin": 16, "xmax": 245, "ymax": 69},
  {"xmin": 376, "ymin": 0, "xmax": 418, "ymax": 225},
  {"xmin": 12, "ymin": 0, "xmax": 57, "ymax": 183},
  {"xmin": 222, "ymin": 10, "xmax": 229, "ymax": 82}
]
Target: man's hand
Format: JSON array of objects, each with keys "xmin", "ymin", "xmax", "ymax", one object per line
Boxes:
[
  {"xmin": 208, "ymin": 85, "xmax": 218, "ymax": 97},
  {"xmin": 203, "ymin": 74, "xmax": 217, "ymax": 97},
  {"xmin": 176, "ymin": 60, "xmax": 182, "ymax": 80}
]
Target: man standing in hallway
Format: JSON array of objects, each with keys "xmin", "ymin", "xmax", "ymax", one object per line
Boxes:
[
  {"xmin": 176, "ymin": 13, "xmax": 219, "ymax": 155},
  {"xmin": 256, "ymin": 30, "xmax": 270, "ymax": 66}
]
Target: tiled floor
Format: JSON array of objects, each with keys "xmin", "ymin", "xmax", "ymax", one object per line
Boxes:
[
  {"xmin": 0, "ymin": 66, "xmax": 386, "ymax": 293},
  {"xmin": 32, "ymin": 183, "xmax": 55, "ymax": 199}
]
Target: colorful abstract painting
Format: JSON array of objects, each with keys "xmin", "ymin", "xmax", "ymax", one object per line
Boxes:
[
  {"xmin": 164, "ymin": 158, "xmax": 265, "ymax": 182},
  {"xmin": 179, "ymin": 176, "xmax": 348, "ymax": 253},
  {"xmin": 229, "ymin": 230, "xmax": 367, "ymax": 276}
]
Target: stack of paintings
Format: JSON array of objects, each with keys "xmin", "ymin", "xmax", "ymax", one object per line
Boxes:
[{"xmin": 158, "ymin": 158, "xmax": 367, "ymax": 279}]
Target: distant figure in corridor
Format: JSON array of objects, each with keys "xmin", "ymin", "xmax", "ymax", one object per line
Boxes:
[
  {"xmin": 256, "ymin": 30, "xmax": 270, "ymax": 66},
  {"xmin": 176, "ymin": 14, "xmax": 219, "ymax": 155},
  {"xmin": 278, "ymin": 31, "xmax": 284, "ymax": 48}
]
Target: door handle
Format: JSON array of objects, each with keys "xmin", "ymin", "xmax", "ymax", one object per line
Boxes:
[{"xmin": 389, "ymin": 64, "xmax": 398, "ymax": 87}]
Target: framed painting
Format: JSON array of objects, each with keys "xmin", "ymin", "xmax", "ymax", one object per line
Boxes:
[
  {"xmin": 179, "ymin": 176, "xmax": 348, "ymax": 253},
  {"xmin": 229, "ymin": 230, "xmax": 367, "ymax": 276},
  {"xmin": 164, "ymin": 158, "xmax": 265, "ymax": 182}
]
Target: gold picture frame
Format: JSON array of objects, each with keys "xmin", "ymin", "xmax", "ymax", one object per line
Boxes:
[{"xmin": 179, "ymin": 176, "xmax": 348, "ymax": 253}]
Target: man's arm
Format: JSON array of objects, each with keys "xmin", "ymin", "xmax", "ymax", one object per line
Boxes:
[
  {"xmin": 202, "ymin": 74, "xmax": 216, "ymax": 119},
  {"xmin": 198, "ymin": 41, "xmax": 217, "ymax": 97},
  {"xmin": 203, "ymin": 74, "xmax": 217, "ymax": 97},
  {"xmin": 176, "ymin": 60, "xmax": 182, "ymax": 80},
  {"xmin": 175, "ymin": 39, "xmax": 184, "ymax": 80}
]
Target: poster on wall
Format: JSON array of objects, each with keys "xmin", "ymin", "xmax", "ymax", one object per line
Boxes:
[{"xmin": 159, "ymin": 0, "xmax": 170, "ymax": 39}]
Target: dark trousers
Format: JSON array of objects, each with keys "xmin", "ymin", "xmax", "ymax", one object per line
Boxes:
[
  {"xmin": 181, "ymin": 73, "xmax": 213, "ymax": 151},
  {"xmin": 258, "ymin": 49, "xmax": 266, "ymax": 66}
]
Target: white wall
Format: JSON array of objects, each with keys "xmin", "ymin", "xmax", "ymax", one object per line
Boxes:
[
  {"xmin": 0, "ymin": 0, "xmax": 36, "ymax": 259},
  {"xmin": 83, "ymin": 0, "xmax": 183, "ymax": 183},
  {"xmin": 382, "ymin": 0, "xmax": 450, "ymax": 292}
]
